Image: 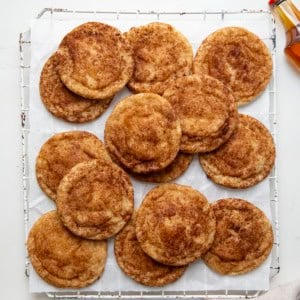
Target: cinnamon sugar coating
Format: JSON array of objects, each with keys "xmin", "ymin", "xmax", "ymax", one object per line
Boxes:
[
  {"xmin": 27, "ymin": 211, "xmax": 107, "ymax": 288},
  {"xmin": 56, "ymin": 22, "xmax": 134, "ymax": 99},
  {"xmin": 56, "ymin": 159, "xmax": 134, "ymax": 240},
  {"xmin": 114, "ymin": 212, "xmax": 187, "ymax": 286},
  {"xmin": 163, "ymin": 74, "xmax": 238, "ymax": 153},
  {"xmin": 136, "ymin": 184, "xmax": 216, "ymax": 266},
  {"xmin": 199, "ymin": 114, "xmax": 275, "ymax": 188},
  {"xmin": 203, "ymin": 198, "xmax": 273, "ymax": 275},
  {"xmin": 105, "ymin": 93, "xmax": 181, "ymax": 174},
  {"xmin": 39, "ymin": 53, "xmax": 112, "ymax": 123},
  {"xmin": 36, "ymin": 131, "xmax": 110, "ymax": 201},
  {"xmin": 193, "ymin": 27, "xmax": 272, "ymax": 105},
  {"xmin": 125, "ymin": 22, "xmax": 193, "ymax": 94}
]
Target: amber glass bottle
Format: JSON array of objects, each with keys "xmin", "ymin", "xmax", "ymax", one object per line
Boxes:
[{"xmin": 269, "ymin": 0, "xmax": 300, "ymax": 71}]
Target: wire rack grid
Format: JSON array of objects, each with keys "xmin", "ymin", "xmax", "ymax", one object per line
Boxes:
[{"xmin": 19, "ymin": 8, "xmax": 279, "ymax": 299}]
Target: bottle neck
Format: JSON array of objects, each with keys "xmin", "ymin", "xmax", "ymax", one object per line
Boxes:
[
  {"xmin": 272, "ymin": 0, "xmax": 297, "ymax": 31},
  {"xmin": 287, "ymin": 0, "xmax": 300, "ymax": 21}
]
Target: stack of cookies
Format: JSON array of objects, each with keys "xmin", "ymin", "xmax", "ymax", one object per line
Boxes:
[
  {"xmin": 115, "ymin": 184, "xmax": 273, "ymax": 286},
  {"xmin": 30, "ymin": 131, "xmax": 134, "ymax": 288},
  {"xmin": 103, "ymin": 23, "xmax": 275, "ymax": 188},
  {"xmin": 28, "ymin": 20, "xmax": 276, "ymax": 289},
  {"xmin": 39, "ymin": 22, "xmax": 134, "ymax": 123}
]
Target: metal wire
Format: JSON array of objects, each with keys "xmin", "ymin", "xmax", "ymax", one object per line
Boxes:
[
  {"xmin": 19, "ymin": 30, "xmax": 31, "ymax": 279},
  {"xmin": 20, "ymin": 8, "xmax": 279, "ymax": 299}
]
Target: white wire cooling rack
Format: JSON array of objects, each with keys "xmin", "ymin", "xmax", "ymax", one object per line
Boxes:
[{"xmin": 19, "ymin": 8, "xmax": 279, "ymax": 299}]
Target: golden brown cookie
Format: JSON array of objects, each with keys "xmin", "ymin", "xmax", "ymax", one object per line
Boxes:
[
  {"xmin": 125, "ymin": 22, "xmax": 193, "ymax": 94},
  {"xmin": 56, "ymin": 22, "xmax": 134, "ymax": 100},
  {"xmin": 114, "ymin": 212, "xmax": 187, "ymax": 286},
  {"xmin": 136, "ymin": 184, "xmax": 216, "ymax": 266},
  {"xmin": 104, "ymin": 93, "xmax": 181, "ymax": 174},
  {"xmin": 163, "ymin": 74, "xmax": 238, "ymax": 153},
  {"xmin": 56, "ymin": 159, "xmax": 134, "ymax": 240},
  {"xmin": 36, "ymin": 131, "xmax": 110, "ymax": 201},
  {"xmin": 199, "ymin": 114, "xmax": 275, "ymax": 188},
  {"xmin": 39, "ymin": 53, "xmax": 112, "ymax": 123},
  {"xmin": 27, "ymin": 211, "xmax": 107, "ymax": 288},
  {"xmin": 203, "ymin": 198, "xmax": 273, "ymax": 275},
  {"xmin": 193, "ymin": 27, "xmax": 273, "ymax": 105}
]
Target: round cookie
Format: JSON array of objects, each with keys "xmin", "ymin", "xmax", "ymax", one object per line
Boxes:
[
  {"xmin": 136, "ymin": 184, "xmax": 216, "ymax": 266},
  {"xmin": 36, "ymin": 131, "xmax": 110, "ymax": 201},
  {"xmin": 56, "ymin": 159, "xmax": 134, "ymax": 240},
  {"xmin": 193, "ymin": 27, "xmax": 273, "ymax": 105},
  {"xmin": 203, "ymin": 198, "xmax": 274, "ymax": 275},
  {"xmin": 199, "ymin": 114, "xmax": 275, "ymax": 189},
  {"xmin": 163, "ymin": 74, "xmax": 238, "ymax": 153},
  {"xmin": 104, "ymin": 93, "xmax": 181, "ymax": 174},
  {"xmin": 56, "ymin": 22, "xmax": 134, "ymax": 100},
  {"xmin": 27, "ymin": 211, "xmax": 107, "ymax": 288},
  {"xmin": 114, "ymin": 212, "xmax": 187, "ymax": 286},
  {"xmin": 39, "ymin": 53, "xmax": 112, "ymax": 123},
  {"xmin": 125, "ymin": 22, "xmax": 193, "ymax": 94}
]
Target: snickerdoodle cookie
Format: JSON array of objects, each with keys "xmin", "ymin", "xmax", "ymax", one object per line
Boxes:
[
  {"xmin": 125, "ymin": 22, "xmax": 193, "ymax": 94},
  {"xmin": 36, "ymin": 131, "xmax": 109, "ymax": 201},
  {"xmin": 193, "ymin": 27, "xmax": 272, "ymax": 105},
  {"xmin": 40, "ymin": 53, "xmax": 112, "ymax": 123},
  {"xmin": 27, "ymin": 211, "xmax": 107, "ymax": 288},
  {"xmin": 163, "ymin": 74, "xmax": 238, "ymax": 153},
  {"xmin": 56, "ymin": 22, "xmax": 133, "ymax": 99},
  {"xmin": 203, "ymin": 198, "xmax": 273, "ymax": 275},
  {"xmin": 199, "ymin": 114, "xmax": 275, "ymax": 188},
  {"xmin": 104, "ymin": 93, "xmax": 181, "ymax": 174},
  {"xmin": 114, "ymin": 212, "xmax": 187, "ymax": 286},
  {"xmin": 136, "ymin": 184, "xmax": 216, "ymax": 266},
  {"xmin": 56, "ymin": 159, "xmax": 134, "ymax": 240}
]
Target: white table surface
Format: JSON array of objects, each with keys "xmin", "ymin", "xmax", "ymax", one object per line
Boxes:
[{"xmin": 1, "ymin": 0, "xmax": 300, "ymax": 299}]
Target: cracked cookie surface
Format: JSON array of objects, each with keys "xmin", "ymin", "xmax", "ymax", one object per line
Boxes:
[
  {"xmin": 136, "ymin": 184, "xmax": 216, "ymax": 266},
  {"xmin": 199, "ymin": 114, "xmax": 275, "ymax": 188},
  {"xmin": 163, "ymin": 74, "xmax": 238, "ymax": 153},
  {"xmin": 56, "ymin": 159, "xmax": 134, "ymax": 240},
  {"xmin": 104, "ymin": 93, "xmax": 181, "ymax": 174},
  {"xmin": 27, "ymin": 211, "xmax": 107, "ymax": 288},
  {"xmin": 193, "ymin": 27, "xmax": 272, "ymax": 105},
  {"xmin": 203, "ymin": 198, "xmax": 273, "ymax": 275},
  {"xmin": 125, "ymin": 22, "xmax": 193, "ymax": 95},
  {"xmin": 56, "ymin": 22, "xmax": 133, "ymax": 99}
]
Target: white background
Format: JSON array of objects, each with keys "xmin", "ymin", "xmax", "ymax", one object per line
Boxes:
[{"xmin": 1, "ymin": 0, "xmax": 300, "ymax": 299}]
